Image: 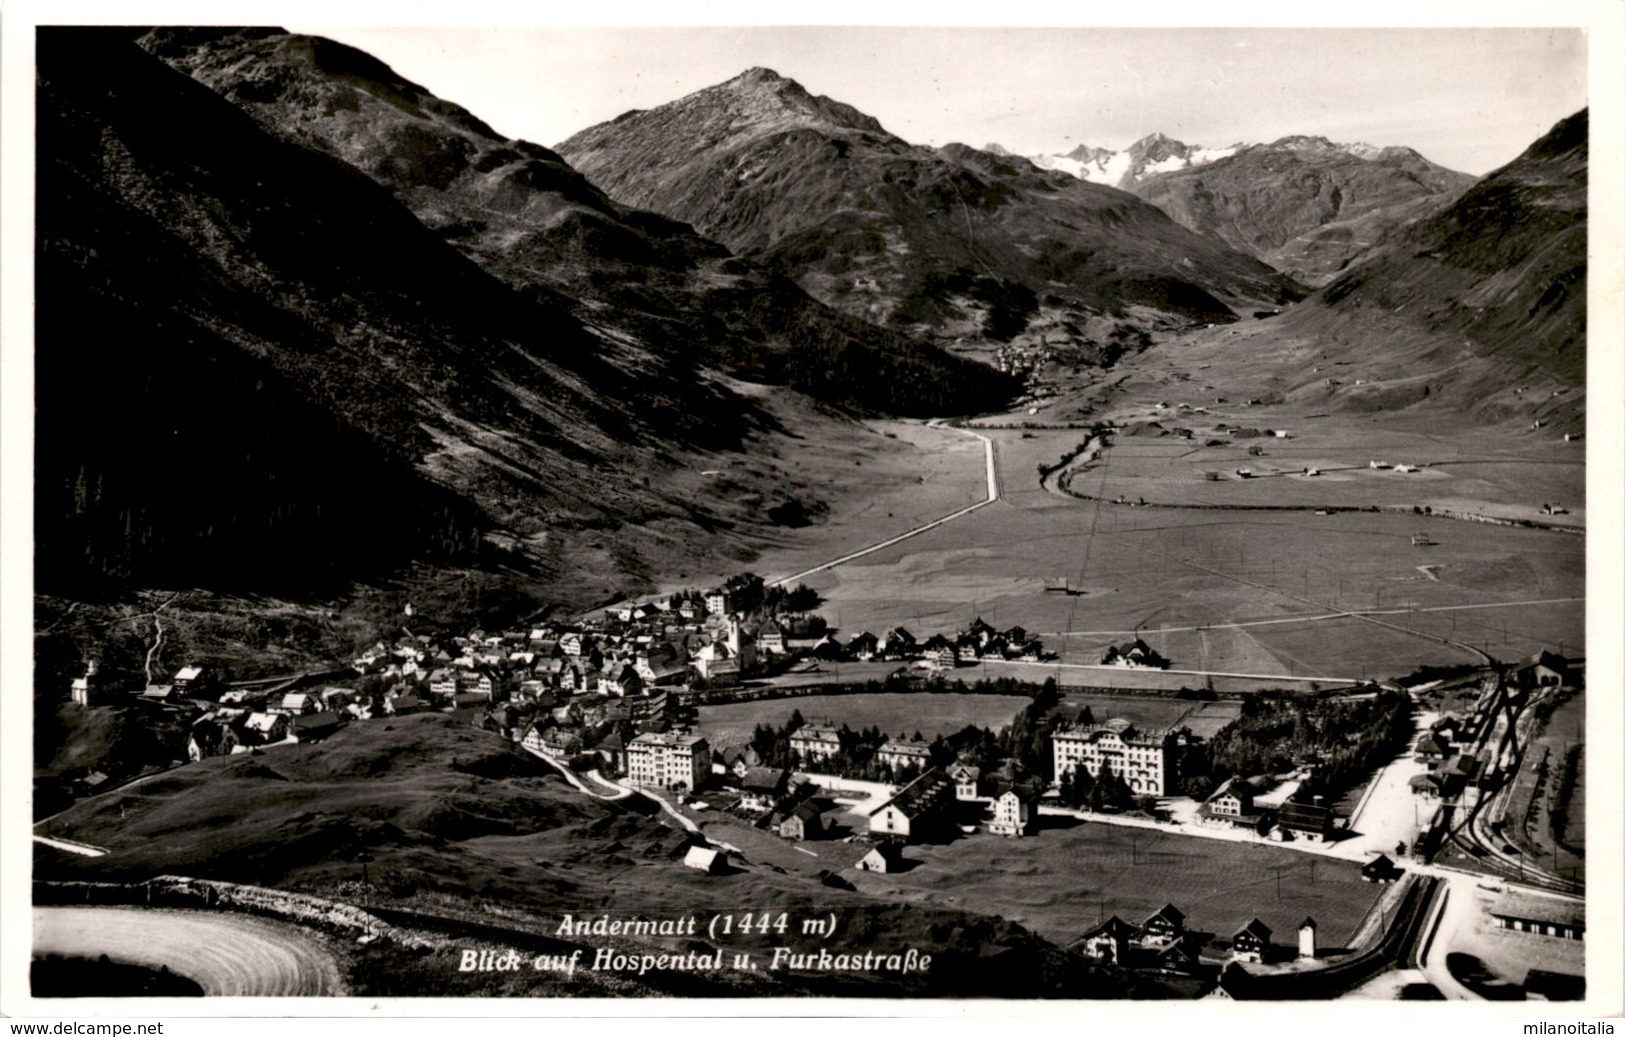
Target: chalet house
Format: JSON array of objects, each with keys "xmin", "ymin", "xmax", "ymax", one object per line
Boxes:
[
  {"xmin": 428, "ymin": 670, "xmax": 460, "ymax": 700},
  {"xmin": 1513, "ymin": 650, "xmax": 1569, "ymax": 691},
  {"xmin": 172, "ymin": 664, "xmax": 214, "ymax": 696},
  {"xmin": 1099, "ymin": 638, "xmax": 1168, "ymax": 669},
  {"xmin": 1153, "ymin": 937, "xmax": 1202, "ymax": 976},
  {"xmin": 847, "ymin": 632, "xmax": 880, "ymax": 662},
  {"xmin": 790, "ymin": 724, "xmax": 842, "ymax": 766},
  {"xmin": 854, "ymin": 843, "xmax": 905, "ymax": 874},
  {"xmin": 1199, "ymin": 777, "xmax": 1263, "ymax": 829},
  {"xmin": 518, "ymin": 719, "xmax": 548, "ymax": 754},
  {"xmin": 140, "ymin": 684, "xmax": 176, "ymax": 706},
  {"xmin": 811, "ymin": 634, "xmax": 844, "ymax": 661},
  {"xmin": 387, "ymin": 694, "xmax": 429, "ymax": 716},
  {"xmin": 988, "ymin": 787, "xmax": 1036, "ymax": 837},
  {"xmin": 868, "ymin": 769, "xmax": 954, "ymax": 842},
  {"xmin": 738, "ymin": 766, "xmax": 789, "ymax": 812},
  {"xmin": 626, "ymin": 732, "xmax": 711, "ymax": 792},
  {"xmin": 541, "ymin": 727, "xmax": 583, "ymax": 757},
  {"xmin": 635, "ymin": 651, "xmax": 688, "ymax": 687},
  {"xmin": 954, "ymin": 634, "xmax": 983, "ymax": 662},
  {"xmin": 1052, "ymin": 719, "xmax": 1177, "ymax": 795},
  {"xmin": 292, "ymin": 712, "xmax": 345, "ymax": 743},
  {"xmin": 949, "ymin": 763, "xmax": 982, "ymax": 800},
  {"xmin": 1488, "ymin": 894, "xmax": 1583, "ymax": 940},
  {"xmin": 920, "ymin": 635, "xmax": 958, "ymax": 670},
  {"xmin": 187, "ymin": 715, "xmax": 242, "ymax": 761},
  {"xmin": 1361, "ymin": 855, "xmax": 1402, "ymax": 883},
  {"xmin": 559, "ymin": 633, "xmax": 592, "ymax": 658},
  {"xmin": 757, "ymin": 621, "xmax": 788, "ymax": 657},
  {"xmin": 1078, "ymin": 916, "xmax": 1137, "ymax": 966},
  {"xmin": 1231, "ymin": 919, "xmax": 1273, "ymax": 963},
  {"xmin": 243, "ymin": 711, "xmax": 291, "ymax": 747},
  {"xmin": 1140, "ymin": 905, "xmax": 1186, "ymax": 948},
  {"xmin": 878, "ymin": 627, "xmax": 917, "ymax": 661},
  {"xmin": 1275, "ymin": 801, "xmax": 1335, "ymax": 842},
  {"xmin": 875, "ymin": 735, "xmax": 933, "ymax": 776},
  {"xmin": 601, "ymin": 664, "xmax": 645, "ymax": 698},
  {"xmin": 778, "ymin": 801, "xmax": 827, "ymax": 841},
  {"xmin": 277, "ymin": 691, "xmax": 318, "ymax": 715}
]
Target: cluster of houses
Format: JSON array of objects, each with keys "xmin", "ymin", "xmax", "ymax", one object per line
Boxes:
[
  {"xmin": 1076, "ymin": 905, "xmax": 1323, "ymax": 976},
  {"xmin": 1409, "ymin": 713, "xmax": 1483, "ymax": 801},
  {"xmin": 1196, "ymin": 774, "xmax": 1338, "ymax": 843},
  {"xmin": 821, "ymin": 618, "xmax": 1048, "ymax": 671}
]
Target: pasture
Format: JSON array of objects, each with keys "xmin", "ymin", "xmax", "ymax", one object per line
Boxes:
[
  {"xmin": 693, "ymin": 691, "xmax": 1030, "ymax": 750},
  {"xmin": 851, "ymin": 818, "xmax": 1387, "ymax": 953}
]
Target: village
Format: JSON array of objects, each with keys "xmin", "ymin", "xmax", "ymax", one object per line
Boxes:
[{"xmin": 48, "ymin": 558, "xmax": 1585, "ymax": 998}]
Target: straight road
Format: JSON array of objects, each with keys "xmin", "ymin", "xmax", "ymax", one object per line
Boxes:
[{"xmin": 770, "ymin": 423, "xmax": 998, "ymax": 587}]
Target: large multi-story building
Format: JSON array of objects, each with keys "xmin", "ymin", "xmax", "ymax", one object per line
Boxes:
[
  {"xmin": 1052, "ymin": 718, "xmax": 1177, "ymax": 796},
  {"xmin": 789, "ymin": 724, "xmax": 842, "ymax": 766},
  {"xmin": 874, "ymin": 736, "xmax": 933, "ymax": 775},
  {"xmin": 626, "ymin": 732, "xmax": 711, "ymax": 792}
]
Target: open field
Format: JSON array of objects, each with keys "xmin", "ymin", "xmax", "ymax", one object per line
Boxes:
[
  {"xmin": 723, "ymin": 315, "xmax": 1584, "ymax": 688},
  {"xmin": 1051, "ymin": 692, "xmax": 1242, "ymax": 737},
  {"xmin": 849, "ymin": 818, "xmax": 1386, "ymax": 953},
  {"xmin": 694, "ymin": 692, "xmax": 1029, "ymax": 750}
]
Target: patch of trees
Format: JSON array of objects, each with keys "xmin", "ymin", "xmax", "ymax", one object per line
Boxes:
[{"xmin": 1177, "ymin": 687, "xmax": 1414, "ymax": 800}]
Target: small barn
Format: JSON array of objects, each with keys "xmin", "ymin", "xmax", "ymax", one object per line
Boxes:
[
  {"xmin": 854, "ymin": 844, "xmax": 905, "ymax": 874},
  {"xmin": 682, "ymin": 845, "xmax": 728, "ymax": 875}
]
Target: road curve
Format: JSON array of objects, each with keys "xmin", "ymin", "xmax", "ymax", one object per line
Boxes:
[{"xmin": 33, "ymin": 906, "xmax": 347, "ymax": 996}]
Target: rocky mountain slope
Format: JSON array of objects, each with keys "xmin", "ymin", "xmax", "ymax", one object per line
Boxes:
[
  {"xmin": 1133, "ymin": 136, "xmax": 1477, "ymax": 285},
  {"xmin": 38, "ymin": 28, "xmax": 982, "ymax": 611},
  {"xmin": 558, "ymin": 69, "xmax": 1303, "ymax": 345},
  {"xmin": 137, "ymin": 28, "xmax": 1014, "ymax": 420},
  {"xmin": 998, "ymin": 133, "xmax": 1243, "ymax": 190},
  {"xmin": 1269, "ymin": 109, "xmax": 1587, "ymax": 426}
]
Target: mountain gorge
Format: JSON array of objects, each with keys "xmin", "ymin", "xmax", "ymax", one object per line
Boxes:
[{"xmin": 558, "ymin": 69, "xmax": 1304, "ymax": 345}]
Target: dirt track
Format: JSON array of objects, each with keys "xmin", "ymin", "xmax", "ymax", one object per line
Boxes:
[{"xmin": 32, "ymin": 906, "xmax": 347, "ymax": 996}]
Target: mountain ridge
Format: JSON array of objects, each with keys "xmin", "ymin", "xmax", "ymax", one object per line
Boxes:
[{"xmin": 558, "ymin": 69, "xmax": 1305, "ymax": 345}]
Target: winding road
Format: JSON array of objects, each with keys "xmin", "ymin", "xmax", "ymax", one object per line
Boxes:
[{"xmin": 32, "ymin": 906, "xmax": 347, "ymax": 996}]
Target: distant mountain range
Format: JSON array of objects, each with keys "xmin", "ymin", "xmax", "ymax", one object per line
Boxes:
[
  {"xmin": 34, "ymin": 27, "xmax": 1586, "ymax": 613},
  {"xmin": 989, "ymin": 133, "xmax": 1245, "ymax": 190},
  {"xmin": 559, "ymin": 69, "xmax": 1303, "ymax": 343},
  {"xmin": 1275, "ymin": 108, "xmax": 1587, "ymax": 426},
  {"xmin": 992, "ymin": 134, "xmax": 1477, "ymax": 285}
]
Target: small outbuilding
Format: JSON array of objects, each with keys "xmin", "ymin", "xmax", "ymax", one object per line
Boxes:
[{"xmin": 682, "ymin": 845, "xmax": 728, "ymax": 875}]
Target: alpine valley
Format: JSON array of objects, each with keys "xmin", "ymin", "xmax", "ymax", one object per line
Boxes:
[{"xmin": 28, "ymin": 26, "xmax": 1590, "ymax": 1004}]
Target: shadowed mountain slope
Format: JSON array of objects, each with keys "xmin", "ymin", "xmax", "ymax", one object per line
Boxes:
[
  {"xmin": 557, "ymin": 69, "xmax": 1303, "ymax": 341},
  {"xmin": 138, "ymin": 29, "xmax": 1016, "ymax": 419}
]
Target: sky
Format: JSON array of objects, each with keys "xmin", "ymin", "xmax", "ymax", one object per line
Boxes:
[{"xmin": 282, "ymin": 24, "xmax": 1588, "ymax": 175}]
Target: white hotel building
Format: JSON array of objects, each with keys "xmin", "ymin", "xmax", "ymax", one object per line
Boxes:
[
  {"xmin": 1052, "ymin": 718, "xmax": 1177, "ymax": 796},
  {"xmin": 626, "ymin": 732, "xmax": 712, "ymax": 792}
]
